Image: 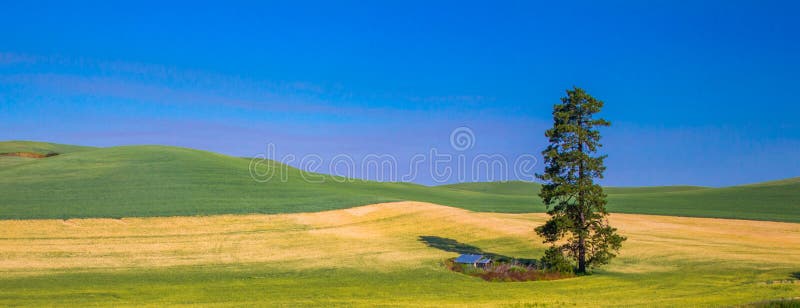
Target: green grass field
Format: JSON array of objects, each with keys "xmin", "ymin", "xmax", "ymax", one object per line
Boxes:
[
  {"xmin": 442, "ymin": 179, "xmax": 800, "ymax": 223},
  {"xmin": 3, "ymin": 264, "xmax": 797, "ymax": 307},
  {"xmin": 1, "ymin": 141, "xmax": 798, "ymax": 221}
]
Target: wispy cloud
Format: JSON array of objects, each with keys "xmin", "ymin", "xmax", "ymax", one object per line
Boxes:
[
  {"xmin": 0, "ymin": 52, "xmax": 40, "ymax": 65},
  {"xmin": 0, "ymin": 52, "xmax": 501, "ymax": 118},
  {"xmin": 406, "ymin": 94, "xmax": 494, "ymax": 104},
  {"xmin": 0, "ymin": 72, "xmax": 341, "ymax": 115}
]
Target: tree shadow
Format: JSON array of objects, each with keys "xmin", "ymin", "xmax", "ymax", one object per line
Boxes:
[
  {"xmin": 791, "ymin": 272, "xmax": 800, "ymax": 280},
  {"xmin": 418, "ymin": 235, "xmax": 538, "ymax": 266}
]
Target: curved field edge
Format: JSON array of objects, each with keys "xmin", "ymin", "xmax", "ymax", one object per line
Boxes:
[
  {"xmin": 0, "ymin": 141, "xmax": 798, "ymax": 222},
  {"xmin": 0, "ymin": 202, "xmax": 798, "ymax": 307}
]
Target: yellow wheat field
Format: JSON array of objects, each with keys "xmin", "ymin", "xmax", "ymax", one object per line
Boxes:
[{"xmin": 1, "ymin": 201, "xmax": 798, "ymax": 278}]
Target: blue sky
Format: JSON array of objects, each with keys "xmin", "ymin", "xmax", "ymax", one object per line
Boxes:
[{"xmin": 1, "ymin": 1, "xmax": 798, "ymax": 186}]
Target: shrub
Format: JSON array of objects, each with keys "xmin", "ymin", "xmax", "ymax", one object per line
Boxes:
[
  {"xmin": 508, "ymin": 265, "xmax": 527, "ymax": 273},
  {"xmin": 540, "ymin": 247, "xmax": 575, "ymax": 274},
  {"xmin": 444, "ymin": 258, "xmax": 574, "ymax": 282}
]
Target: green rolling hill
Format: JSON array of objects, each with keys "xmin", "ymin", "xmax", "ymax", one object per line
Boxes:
[
  {"xmin": 442, "ymin": 179, "xmax": 800, "ymax": 222},
  {"xmin": 440, "ymin": 181, "xmax": 709, "ymax": 195},
  {"xmin": 0, "ymin": 140, "xmax": 94, "ymax": 155},
  {"xmin": 0, "ymin": 141, "xmax": 798, "ymax": 222}
]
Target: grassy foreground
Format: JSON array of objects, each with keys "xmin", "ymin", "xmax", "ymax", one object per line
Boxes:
[
  {"xmin": 1, "ymin": 202, "xmax": 798, "ymax": 306},
  {"xmin": 0, "ymin": 141, "xmax": 799, "ymax": 222}
]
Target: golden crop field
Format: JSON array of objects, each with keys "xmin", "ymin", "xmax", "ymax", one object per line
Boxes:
[{"xmin": 1, "ymin": 202, "xmax": 798, "ymax": 306}]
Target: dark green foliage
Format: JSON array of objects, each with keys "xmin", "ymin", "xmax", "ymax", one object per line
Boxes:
[
  {"xmin": 540, "ymin": 246, "xmax": 574, "ymax": 274},
  {"xmin": 535, "ymin": 87, "xmax": 626, "ymax": 273}
]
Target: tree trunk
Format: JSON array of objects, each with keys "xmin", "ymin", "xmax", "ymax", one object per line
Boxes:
[
  {"xmin": 578, "ymin": 189, "xmax": 587, "ymax": 273},
  {"xmin": 577, "ymin": 120, "xmax": 587, "ymax": 274},
  {"xmin": 578, "ymin": 230, "xmax": 586, "ymax": 273}
]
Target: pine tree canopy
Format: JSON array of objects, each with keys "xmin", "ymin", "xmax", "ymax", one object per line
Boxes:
[{"xmin": 535, "ymin": 86, "xmax": 626, "ymax": 274}]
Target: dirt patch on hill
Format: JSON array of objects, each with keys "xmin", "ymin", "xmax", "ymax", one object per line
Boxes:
[{"xmin": 0, "ymin": 152, "xmax": 59, "ymax": 158}]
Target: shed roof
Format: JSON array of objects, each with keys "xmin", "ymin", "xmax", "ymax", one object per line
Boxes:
[{"xmin": 455, "ymin": 254, "xmax": 489, "ymax": 264}]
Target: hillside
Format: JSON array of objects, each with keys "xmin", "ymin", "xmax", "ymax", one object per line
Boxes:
[
  {"xmin": 442, "ymin": 180, "xmax": 800, "ymax": 222},
  {"xmin": 0, "ymin": 140, "xmax": 94, "ymax": 155},
  {"xmin": 440, "ymin": 181, "xmax": 708, "ymax": 195},
  {"xmin": 0, "ymin": 142, "xmax": 535, "ymax": 219},
  {"xmin": 0, "ymin": 141, "xmax": 798, "ymax": 222}
]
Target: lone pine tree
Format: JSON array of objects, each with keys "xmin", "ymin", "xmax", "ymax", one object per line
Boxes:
[{"xmin": 536, "ymin": 87, "xmax": 626, "ymax": 274}]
